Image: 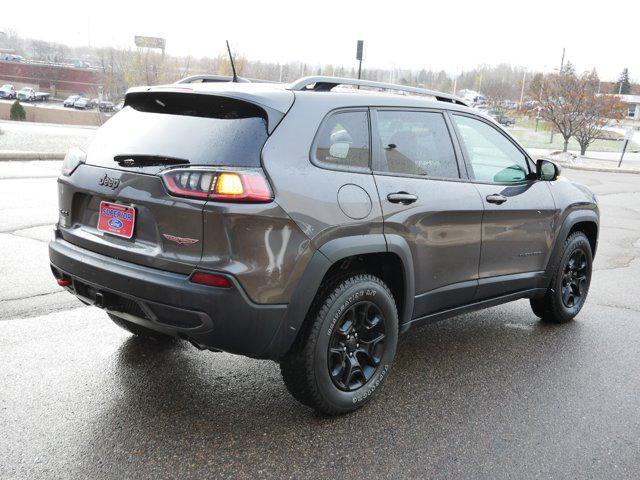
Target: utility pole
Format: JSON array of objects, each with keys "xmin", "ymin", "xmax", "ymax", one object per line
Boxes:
[
  {"xmin": 519, "ymin": 70, "xmax": 526, "ymax": 108},
  {"xmin": 560, "ymin": 47, "xmax": 565, "ymax": 72}
]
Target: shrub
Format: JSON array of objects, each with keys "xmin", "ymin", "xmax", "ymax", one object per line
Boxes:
[{"xmin": 10, "ymin": 100, "xmax": 26, "ymax": 121}]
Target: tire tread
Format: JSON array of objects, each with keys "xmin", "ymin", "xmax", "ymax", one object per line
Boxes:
[{"xmin": 280, "ymin": 274, "xmax": 396, "ymax": 415}]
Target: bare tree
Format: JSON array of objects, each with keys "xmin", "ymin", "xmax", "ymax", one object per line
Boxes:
[
  {"xmin": 574, "ymin": 91, "xmax": 626, "ymax": 155},
  {"xmin": 529, "ymin": 64, "xmax": 595, "ymax": 152},
  {"xmin": 483, "ymin": 77, "xmax": 511, "ymax": 113}
]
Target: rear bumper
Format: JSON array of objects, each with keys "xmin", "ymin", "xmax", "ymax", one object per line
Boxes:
[{"xmin": 49, "ymin": 235, "xmax": 287, "ymax": 359}]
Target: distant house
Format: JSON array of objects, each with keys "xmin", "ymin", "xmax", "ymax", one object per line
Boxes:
[{"xmin": 619, "ymin": 94, "xmax": 640, "ymax": 120}]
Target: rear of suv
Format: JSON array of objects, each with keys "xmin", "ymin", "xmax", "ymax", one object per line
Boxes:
[{"xmin": 50, "ymin": 76, "xmax": 599, "ymax": 415}]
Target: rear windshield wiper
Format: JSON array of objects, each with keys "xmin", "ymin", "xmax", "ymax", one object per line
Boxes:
[{"xmin": 114, "ymin": 155, "xmax": 190, "ymax": 168}]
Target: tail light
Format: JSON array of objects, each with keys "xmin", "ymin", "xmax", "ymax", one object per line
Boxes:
[{"xmin": 160, "ymin": 168, "xmax": 272, "ymax": 203}]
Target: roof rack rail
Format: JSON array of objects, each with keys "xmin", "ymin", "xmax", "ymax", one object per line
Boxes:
[
  {"xmin": 288, "ymin": 76, "xmax": 469, "ymax": 106},
  {"xmin": 175, "ymin": 74, "xmax": 281, "ymax": 85},
  {"xmin": 175, "ymin": 74, "xmax": 251, "ymax": 84}
]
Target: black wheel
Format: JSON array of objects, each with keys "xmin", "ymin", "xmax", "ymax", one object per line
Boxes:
[
  {"xmin": 108, "ymin": 314, "xmax": 175, "ymax": 342},
  {"xmin": 530, "ymin": 232, "xmax": 592, "ymax": 323},
  {"xmin": 280, "ymin": 274, "xmax": 398, "ymax": 415}
]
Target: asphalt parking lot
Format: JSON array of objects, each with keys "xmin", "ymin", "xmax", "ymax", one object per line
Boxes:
[{"xmin": 1, "ymin": 162, "xmax": 640, "ymax": 479}]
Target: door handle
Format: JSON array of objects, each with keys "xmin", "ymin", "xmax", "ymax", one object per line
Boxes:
[
  {"xmin": 486, "ymin": 194, "xmax": 507, "ymax": 205},
  {"xmin": 387, "ymin": 192, "xmax": 418, "ymax": 205}
]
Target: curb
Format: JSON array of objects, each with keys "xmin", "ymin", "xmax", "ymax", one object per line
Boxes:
[
  {"xmin": 0, "ymin": 119, "xmax": 99, "ymax": 130},
  {"xmin": 0, "ymin": 152, "xmax": 65, "ymax": 161},
  {"xmin": 556, "ymin": 162, "xmax": 640, "ymax": 175}
]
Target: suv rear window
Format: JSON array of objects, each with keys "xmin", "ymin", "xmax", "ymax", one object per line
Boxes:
[{"xmin": 86, "ymin": 93, "xmax": 268, "ymax": 169}]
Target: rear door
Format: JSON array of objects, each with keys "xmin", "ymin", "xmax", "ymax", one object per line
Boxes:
[
  {"xmin": 57, "ymin": 92, "xmax": 275, "ymax": 274},
  {"xmin": 449, "ymin": 113, "xmax": 556, "ymax": 298},
  {"xmin": 372, "ymin": 108, "xmax": 484, "ymax": 318}
]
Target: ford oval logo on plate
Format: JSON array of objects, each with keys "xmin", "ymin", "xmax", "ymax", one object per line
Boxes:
[{"xmin": 108, "ymin": 218, "xmax": 123, "ymax": 229}]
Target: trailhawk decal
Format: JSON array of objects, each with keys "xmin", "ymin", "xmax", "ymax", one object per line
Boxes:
[{"xmin": 162, "ymin": 234, "xmax": 200, "ymax": 245}]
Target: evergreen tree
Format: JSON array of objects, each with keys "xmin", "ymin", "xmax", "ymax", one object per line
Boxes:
[
  {"xmin": 612, "ymin": 68, "xmax": 631, "ymax": 95},
  {"xmin": 9, "ymin": 100, "xmax": 26, "ymax": 121}
]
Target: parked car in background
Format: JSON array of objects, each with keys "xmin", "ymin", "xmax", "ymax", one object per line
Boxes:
[
  {"xmin": 1, "ymin": 54, "xmax": 25, "ymax": 62},
  {"xmin": 493, "ymin": 112, "xmax": 516, "ymax": 126},
  {"xmin": 16, "ymin": 87, "xmax": 50, "ymax": 102},
  {"xmin": 98, "ymin": 101, "xmax": 115, "ymax": 112},
  {"xmin": 0, "ymin": 84, "xmax": 16, "ymax": 99},
  {"xmin": 114, "ymin": 100, "xmax": 124, "ymax": 112},
  {"xmin": 63, "ymin": 95, "xmax": 82, "ymax": 108},
  {"xmin": 17, "ymin": 87, "xmax": 36, "ymax": 102},
  {"xmin": 73, "ymin": 97, "xmax": 94, "ymax": 110}
]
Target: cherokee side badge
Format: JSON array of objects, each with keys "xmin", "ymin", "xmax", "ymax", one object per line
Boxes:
[{"xmin": 162, "ymin": 233, "xmax": 199, "ymax": 245}]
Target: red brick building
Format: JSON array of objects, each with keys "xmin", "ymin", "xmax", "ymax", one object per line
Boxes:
[{"xmin": 0, "ymin": 59, "xmax": 104, "ymax": 97}]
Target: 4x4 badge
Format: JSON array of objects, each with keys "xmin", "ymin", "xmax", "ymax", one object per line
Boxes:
[{"xmin": 162, "ymin": 234, "xmax": 199, "ymax": 245}]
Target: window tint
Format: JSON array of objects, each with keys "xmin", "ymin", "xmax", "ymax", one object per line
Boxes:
[
  {"xmin": 376, "ymin": 111, "xmax": 459, "ymax": 178},
  {"xmin": 452, "ymin": 115, "xmax": 529, "ymax": 183},
  {"xmin": 314, "ymin": 111, "xmax": 370, "ymax": 170},
  {"xmin": 86, "ymin": 94, "xmax": 268, "ymax": 169}
]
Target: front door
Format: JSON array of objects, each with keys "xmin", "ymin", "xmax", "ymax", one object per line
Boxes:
[
  {"xmin": 372, "ymin": 109, "xmax": 484, "ymax": 319},
  {"xmin": 449, "ymin": 113, "xmax": 557, "ymax": 299}
]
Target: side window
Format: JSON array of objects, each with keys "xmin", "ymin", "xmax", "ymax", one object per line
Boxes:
[
  {"xmin": 376, "ymin": 110, "xmax": 459, "ymax": 178},
  {"xmin": 452, "ymin": 114, "xmax": 529, "ymax": 183},
  {"xmin": 313, "ymin": 111, "xmax": 370, "ymax": 170}
]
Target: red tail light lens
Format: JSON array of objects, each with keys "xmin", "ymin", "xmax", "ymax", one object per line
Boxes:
[
  {"xmin": 160, "ymin": 168, "xmax": 272, "ymax": 203},
  {"xmin": 57, "ymin": 278, "xmax": 72, "ymax": 287},
  {"xmin": 190, "ymin": 272, "xmax": 232, "ymax": 288}
]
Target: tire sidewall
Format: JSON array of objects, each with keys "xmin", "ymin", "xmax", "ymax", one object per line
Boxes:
[
  {"xmin": 553, "ymin": 234, "xmax": 593, "ymax": 318},
  {"xmin": 312, "ymin": 278, "xmax": 398, "ymax": 412}
]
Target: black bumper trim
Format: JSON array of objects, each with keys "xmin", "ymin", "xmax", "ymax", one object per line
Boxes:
[{"xmin": 49, "ymin": 238, "xmax": 287, "ymax": 358}]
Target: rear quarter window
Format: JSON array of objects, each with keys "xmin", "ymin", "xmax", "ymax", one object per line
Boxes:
[{"xmin": 312, "ymin": 110, "xmax": 370, "ymax": 171}]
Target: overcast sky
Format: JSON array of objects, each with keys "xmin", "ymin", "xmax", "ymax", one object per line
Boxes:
[{"xmin": 3, "ymin": 0, "xmax": 638, "ymax": 80}]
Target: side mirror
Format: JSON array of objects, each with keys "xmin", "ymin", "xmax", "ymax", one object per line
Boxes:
[{"xmin": 536, "ymin": 159, "xmax": 561, "ymax": 181}]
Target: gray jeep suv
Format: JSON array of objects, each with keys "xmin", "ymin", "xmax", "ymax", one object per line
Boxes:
[{"xmin": 49, "ymin": 76, "xmax": 598, "ymax": 415}]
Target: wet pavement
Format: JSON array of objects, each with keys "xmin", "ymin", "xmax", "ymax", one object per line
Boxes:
[{"xmin": 1, "ymin": 164, "xmax": 640, "ymax": 479}]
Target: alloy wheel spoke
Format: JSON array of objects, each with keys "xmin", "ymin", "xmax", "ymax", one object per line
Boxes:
[
  {"xmin": 343, "ymin": 355, "xmax": 364, "ymax": 388},
  {"xmin": 358, "ymin": 333, "xmax": 385, "ymax": 366},
  {"xmin": 562, "ymin": 286, "xmax": 573, "ymax": 306}
]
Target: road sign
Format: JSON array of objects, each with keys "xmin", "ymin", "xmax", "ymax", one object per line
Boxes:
[
  {"xmin": 356, "ymin": 40, "xmax": 364, "ymax": 61},
  {"xmin": 134, "ymin": 36, "xmax": 166, "ymax": 50},
  {"xmin": 624, "ymin": 129, "xmax": 635, "ymax": 141}
]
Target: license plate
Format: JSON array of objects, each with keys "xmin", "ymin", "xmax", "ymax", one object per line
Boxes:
[{"xmin": 97, "ymin": 201, "xmax": 135, "ymax": 238}]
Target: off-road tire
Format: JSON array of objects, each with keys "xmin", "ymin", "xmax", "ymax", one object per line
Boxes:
[
  {"xmin": 530, "ymin": 231, "xmax": 592, "ymax": 323},
  {"xmin": 280, "ymin": 274, "xmax": 399, "ymax": 415}
]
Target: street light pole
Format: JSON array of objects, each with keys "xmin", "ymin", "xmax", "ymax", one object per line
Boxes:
[{"xmin": 519, "ymin": 70, "xmax": 526, "ymax": 108}]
